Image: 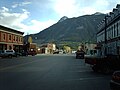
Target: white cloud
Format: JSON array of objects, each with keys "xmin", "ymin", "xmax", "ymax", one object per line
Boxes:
[
  {"xmin": 0, "ymin": 7, "xmax": 29, "ymax": 27},
  {"xmin": 12, "ymin": 1, "xmax": 31, "ymax": 8},
  {"xmin": 0, "ymin": 7, "xmax": 56, "ymax": 35},
  {"xmin": 53, "ymin": 0, "xmax": 79, "ymax": 17},
  {"xmin": 53, "ymin": 0, "xmax": 120, "ymax": 17},
  {"xmin": 23, "ymin": 19, "xmax": 56, "ymax": 35},
  {"xmin": 1, "ymin": 7, "xmax": 9, "ymax": 12}
]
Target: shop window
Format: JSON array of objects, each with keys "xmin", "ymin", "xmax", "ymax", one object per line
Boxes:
[{"xmin": 9, "ymin": 46, "xmax": 12, "ymax": 50}]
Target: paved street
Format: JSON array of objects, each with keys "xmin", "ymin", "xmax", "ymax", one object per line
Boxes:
[{"xmin": 0, "ymin": 54, "xmax": 111, "ymax": 90}]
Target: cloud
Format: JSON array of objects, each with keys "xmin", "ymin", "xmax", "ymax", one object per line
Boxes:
[
  {"xmin": 53, "ymin": 0, "xmax": 120, "ymax": 17},
  {"xmin": 12, "ymin": 1, "xmax": 31, "ymax": 8},
  {"xmin": 24, "ymin": 19, "xmax": 56, "ymax": 35},
  {"xmin": 0, "ymin": 7, "xmax": 29, "ymax": 27},
  {"xmin": 53, "ymin": 0, "xmax": 78, "ymax": 17},
  {"xmin": 0, "ymin": 7, "xmax": 56, "ymax": 35}
]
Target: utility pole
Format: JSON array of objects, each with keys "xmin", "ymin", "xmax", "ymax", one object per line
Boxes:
[{"xmin": 104, "ymin": 15, "xmax": 107, "ymax": 56}]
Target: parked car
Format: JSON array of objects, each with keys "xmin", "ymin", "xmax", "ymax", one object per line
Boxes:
[
  {"xmin": 76, "ymin": 50, "xmax": 85, "ymax": 59},
  {"xmin": 0, "ymin": 50, "xmax": 16, "ymax": 58},
  {"xmin": 21, "ymin": 50, "xmax": 28, "ymax": 56},
  {"xmin": 15, "ymin": 52, "xmax": 22, "ymax": 56},
  {"xmin": 85, "ymin": 54, "xmax": 120, "ymax": 74},
  {"xmin": 28, "ymin": 50, "xmax": 37, "ymax": 56},
  {"xmin": 110, "ymin": 70, "xmax": 120, "ymax": 90},
  {"xmin": 0, "ymin": 50, "xmax": 3, "ymax": 56}
]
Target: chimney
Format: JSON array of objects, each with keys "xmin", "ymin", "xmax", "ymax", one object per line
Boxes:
[
  {"xmin": 113, "ymin": 8, "xmax": 118, "ymax": 12},
  {"xmin": 109, "ymin": 12, "xmax": 114, "ymax": 15},
  {"xmin": 116, "ymin": 4, "xmax": 120, "ymax": 8}
]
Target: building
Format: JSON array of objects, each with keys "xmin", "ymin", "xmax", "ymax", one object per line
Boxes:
[
  {"xmin": 0, "ymin": 25, "xmax": 24, "ymax": 52},
  {"xmin": 97, "ymin": 4, "xmax": 120, "ymax": 56},
  {"xmin": 39, "ymin": 43, "xmax": 56, "ymax": 54},
  {"xmin": 63, "ymin": 46, "xmax": 72, "ymax": 54},
  {"xmin": 85, "ymin": 43, "xmax": 97, "ymax": 55}
]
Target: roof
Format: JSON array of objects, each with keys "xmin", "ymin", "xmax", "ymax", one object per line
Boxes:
[{"xmin": 0, "ymin": 25, "xmax": 24, "ymax": 35}]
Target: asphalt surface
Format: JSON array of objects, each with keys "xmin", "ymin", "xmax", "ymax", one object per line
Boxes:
[{"xmin": 0, "ymin": 54, "xmax": 111, "ymax": 90}]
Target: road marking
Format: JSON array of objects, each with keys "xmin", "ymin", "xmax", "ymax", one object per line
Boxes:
[
  {"xmin": 66, "ymin": 77, "xmax": 105, "ymax": 81},
  {"xmin": 69, "ymin": 70, "xmax": 92, "ymax": 73}
]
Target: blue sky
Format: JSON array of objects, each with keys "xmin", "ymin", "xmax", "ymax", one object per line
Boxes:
[{"xmin": 0, "ymin": 0, "xmax": 120, "ymax": 35}]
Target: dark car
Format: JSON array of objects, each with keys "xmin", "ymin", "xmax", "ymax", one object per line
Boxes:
[
  {"xmin": 28, "ymin": 50, "xmax": 37, "ymax": 56},
  {"xmin": 14, "ymin": 52, "xmax": 22, "ymax": 57},
  {"xmin": 110, "ymin": 71, "xmax": 120, "ymax": 90},
  {"xmin": 21, "ymin": 50, "xmax": 28, "ymax": 56},
  {"xmin": 76, "ymin": 50, "xmax": 85, "ymax": 59}
]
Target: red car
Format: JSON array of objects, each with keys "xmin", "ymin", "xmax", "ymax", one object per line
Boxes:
[
  {"xmin": 28, "ymin": 50, "xmax": 37, "ymax": 56},
  {"xmin": 110, "ymin": 71, "xmax": 120, "ymax": 90}
]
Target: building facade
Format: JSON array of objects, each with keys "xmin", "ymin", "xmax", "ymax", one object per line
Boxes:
[
  {"xmin": 97, "ymin": 4, "xmax": 120, "ymax": 56},
  {"xmin": 0, "ymin": 25, "xmax": 24, "ymax": 52},
  {"xmin": 39, "ymin": 43, "xmax": 56, "ymax": 54}
]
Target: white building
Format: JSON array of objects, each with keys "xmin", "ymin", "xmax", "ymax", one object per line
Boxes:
[{"xmin": 97, "ymin": 4, "xmax": 120, "ymax": 56}]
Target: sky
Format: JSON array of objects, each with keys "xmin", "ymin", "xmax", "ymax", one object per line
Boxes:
[{"xmin": 0, "ymin": 0, "xmax": 120, "ymax": 35}]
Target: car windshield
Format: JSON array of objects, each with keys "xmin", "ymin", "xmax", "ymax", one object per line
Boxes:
[{"xmin": 6, "ymin": 50, "xmax": 13, "ymax": 52}]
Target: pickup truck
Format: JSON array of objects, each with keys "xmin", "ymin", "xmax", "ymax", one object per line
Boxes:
[
  {"xmin": 0, "ymin": 50, "xmax": 16, "ymax": 58},
  {"xmin": 85, "ymin": 55, "xmax": 120, "ymax": 74}
]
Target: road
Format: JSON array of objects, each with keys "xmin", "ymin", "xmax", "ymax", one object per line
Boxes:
[{"xmin": 0, "ymin": 54, "xmax": 111, "ymax": 90}]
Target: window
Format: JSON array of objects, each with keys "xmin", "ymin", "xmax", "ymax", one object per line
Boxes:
[
  {"xmin": 9, "ymin": 34, "xmax": 12, "ymax": 41},
  {"xmin": 119, "ymin": 20, "xmax": 120, "ymax": 36},
  {"xmin": 18, "ymin": 37, "xmax": 20, "ymax": 42},
  {"xmin": 16, "ymin": 36, "xmax": 18, "ymax": 41},
  {"xmin": 21, "ymin": 37, "xmax": 23, "ymax": 42},
  {"xmin": 114, "ymin": 24, "xmax": 115, "ymax": 37},
  {"xmin": 117, "ymin": 22, "xmax": 118, "ymax": 36},
  {"xmin": 13, "ymin": 35, "xmax": 15, "ymax": 41},
  {"xmin": 9, "ymin": 46, "xmax": 12, "ymax": 50},
  {"xmin": 111, "ymin": 26, "xmax": 113, "ymax": 38},
  {"xmin": 3, "ymin": 33, "xmax": 6, "ymax": 40}
]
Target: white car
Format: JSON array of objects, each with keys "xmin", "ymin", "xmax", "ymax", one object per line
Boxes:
[{"xmin": 0, "ymin": 50, "xmax": 16, "ymax": 58}]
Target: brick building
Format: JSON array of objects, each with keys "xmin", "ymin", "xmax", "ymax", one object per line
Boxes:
[{"xmin": 0, "ymin": 25, "xmax": 24, "ymax": 52}]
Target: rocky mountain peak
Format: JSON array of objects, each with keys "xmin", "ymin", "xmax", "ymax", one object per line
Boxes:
[{"xmin": 58, "ymin": 16, "xmax": 68, "ymax": 22}]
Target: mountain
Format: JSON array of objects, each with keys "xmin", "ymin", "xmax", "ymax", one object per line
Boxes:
[
  {"xmin": 24, "ymin": 13, "xmax": 105, "ymax": 49},
  {"xmin": 58, "ymin": 16, "xmax": 68, "ymax": 22}
]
